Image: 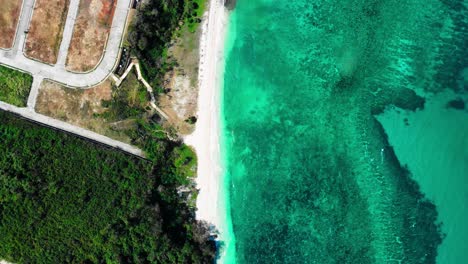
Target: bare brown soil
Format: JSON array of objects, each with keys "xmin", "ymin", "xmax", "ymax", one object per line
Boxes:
[
  {"xmin": 66, "ymin": 0, "xmax": 117, "ymax": 72},
  {"xmin": 158, "ymin": 25, "xmax": 202, "ymax": 135},
  {"xmin": 25, "ymin": 0, "xmax": 70, "ymax": 64},
  {"xmin": 35, "ymin": 80, "xmax": 134, "ymax": 143},
  {"xmin": 0, "ymin": 0, "xmax": 23, "ymax": 49}
]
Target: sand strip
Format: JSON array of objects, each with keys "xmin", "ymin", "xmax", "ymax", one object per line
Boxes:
[{"xmin": 184, "ymin": 0, "xmax": 228, "ymax": 231}]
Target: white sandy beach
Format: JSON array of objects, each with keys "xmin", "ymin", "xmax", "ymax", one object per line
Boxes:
[{"xmin": 184, "ymin": 0, "xmax": 229, "ymax": 230}]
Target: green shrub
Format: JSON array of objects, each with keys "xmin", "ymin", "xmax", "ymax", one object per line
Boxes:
[
  {"xmin": 0, "ymin": 111, "xmax": 216, "ymax": 263},
  {"xmin": 0, "ymin": 66, "xmax": 33, "ymax": 107}
]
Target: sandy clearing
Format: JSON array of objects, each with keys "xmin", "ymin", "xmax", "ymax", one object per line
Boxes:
[
  {"xmin": 35, "ymin": 79, "xmax": 135, "ymax": 144},
  {"xmin": 66, "ymin": 0, "xmax": 117, "ymax": 72},
  {"xmin": 0, "ymin": 0, "xmax": 23, "ymax": 49},
  {"xmin": 184, "ymin": 0, "xmax": 229, "ymax": 238},
  {"xmin": 25, "ymin": 0, "xmax": 70, "ymax": 64}
]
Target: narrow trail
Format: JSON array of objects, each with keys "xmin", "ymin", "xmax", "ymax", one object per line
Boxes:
[
  {"xmin": 26, "ymin": 76, "xmax": 43, "ymax": 110},
  {"xmin": 113, "ymin": 60, "xmax": 171, "ymax": 121}
]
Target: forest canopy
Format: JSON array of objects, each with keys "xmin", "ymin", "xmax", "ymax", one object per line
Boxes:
[{"xmin": 0, "ymin": 111, "xmax": 216, "ymax": 263}]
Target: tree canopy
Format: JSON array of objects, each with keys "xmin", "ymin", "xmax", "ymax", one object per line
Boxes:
[{"xmin": 0, "ymin": 111, "xmax": 216, "ymax": 263}]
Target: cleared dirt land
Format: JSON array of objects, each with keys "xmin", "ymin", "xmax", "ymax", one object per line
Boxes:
[
  {"xmin": 0, "ymin": 0, "xmax": 23, "ymax": 49},
  {"xmin": 25, "ymin": 0, "xmax": 70, "ymax": 64},
  {"xmin": 158, "ymin": 22, "xmax": 204, "ymax": 135},
  {"xmin": 36, "ymin": 74, "xmax": 151, "ymax": 144},
  {"xmin": 35, "ymin": 80, "xmax": 129, "ymax": 142},
  {"xmin": 66, "ymin": 0, "xmax": 117, "ymax": 72}
]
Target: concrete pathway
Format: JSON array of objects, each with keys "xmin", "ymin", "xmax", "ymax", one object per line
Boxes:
[
  {"xmin": 0, "ymin": 101, "xmax": 144, "ymax": 157},
  {"xmin": 0, "ymin": 0, "xmax": 145, "ymax": 158},
  {"xmin": 56, "ymin": 0, "xmax": 80, "ymax": 67},
  {"xmin": 26, "ymin": 76, "xmax": 43, "ymax": 110},
  {"xmin": 113, "ymin": 60, "xmax": 171, "ymax": 120}
]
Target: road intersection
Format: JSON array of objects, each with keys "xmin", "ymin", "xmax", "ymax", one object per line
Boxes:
[
  {"xmin": 0, "ymin": 0, "xmax": 144, "ymax": 157},
  {"xmin": 0, "ymin": 0, "xmax": 132, "ymax": 88}
]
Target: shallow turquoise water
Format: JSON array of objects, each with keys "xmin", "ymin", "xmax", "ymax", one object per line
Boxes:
[
  {"xmin": 376, "ymin": 90, "xmax": 468, "ymax": 263},
  {"xmin": 221, "ymin": 0, "xmax": 467, "ymax": 263}
]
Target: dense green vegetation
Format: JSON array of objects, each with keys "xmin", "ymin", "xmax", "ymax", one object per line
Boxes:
[
  {"xmin": 128, "ymin": 0, "xmax": 206, "ymax": 91},
  {"xmin": 0, "ymin": 111, "xmax": 216, "ymax": 263},
  {"xmin": 0, "ymin": 66, "xmax": 33, "ymax": 107},
  {"xmin": 99, "ymin": 71, "xmax": 180, "ymax": 148},
  {"xmin": 0, "ymin": 1, "xmax": 215, "ymax": 263},
  {"xmin": 101, "ymin": 70, "xmax": 150, "ymax": 121}
]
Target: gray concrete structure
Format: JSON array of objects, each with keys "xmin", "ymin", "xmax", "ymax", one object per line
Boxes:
[
  {"xmin": 56, "ymin": 0, "xmax": 80, "ymax": 67},
  {"xmin": 26, "ymin": 76, "xmax": 43, "ymax": 110},
  {"xmin": 0, "ymin": 102, "xmax": 143, "ymax": 156},
  {"xmin": 0, "ymin": 0, "xmax": 132, "ymax": 88},
  {"xmin": 0, "ymin": 0, "xmax": 144, "ymax": 157}
]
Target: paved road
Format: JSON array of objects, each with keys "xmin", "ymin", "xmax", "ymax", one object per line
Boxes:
[
  {"xmin": 1, "ymin": 0, "xmax": 34, "ymax": 56},
  {"xmin": 26, "ymin": 76, "xmax": 43, "ymax": 110},
  {"xmin": 0, "ymin": 0, "xmax": 144, "ymax": 158},
  {"xmin": 56, "ymin": 0, "xmax": 80, "ymax": 67},
  {"xmin": 0, "ymin": 101, "xmax": 144, "ymax": 157},
  {"xmin": 0, "ymin": 0, "xmax": 132, "ymax": 88}
]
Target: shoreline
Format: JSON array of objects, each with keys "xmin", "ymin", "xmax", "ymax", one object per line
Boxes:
[{"xmin": 184, "ymin": 0, "xmax": 229, "ymax": 247}]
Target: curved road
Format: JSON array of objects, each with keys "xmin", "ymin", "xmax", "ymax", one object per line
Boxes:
[
  {"xmin": 0, "ymin": 0, "xmax": 132, "ymax": 88},
  {"xmin": 0, "ymin": 101, "xmax": 144, "ymax": 159},
  {"xmin": 0, "ymin": 0, "xmax": 144, "ymax": 157}
]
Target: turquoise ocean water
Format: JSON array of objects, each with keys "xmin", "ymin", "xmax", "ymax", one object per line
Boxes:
[{"xmin": 221, "ymin": 0, "xmax": 467, "ymax": 263}]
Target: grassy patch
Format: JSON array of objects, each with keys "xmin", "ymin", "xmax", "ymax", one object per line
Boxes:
[
  {"xmin": 185, "ymin": 0, "xmax": 208, "ymax": 33},
  {"xmin": 171, "ymin": 145, "xmax": 197, "ymax": 184},
  {"xmin": 0, "ymin": 65, "xmax": 33, "ymax": 107},
  {"xmin": 100, "ymin": 70, "xmax": 150, "ymax": 121}
]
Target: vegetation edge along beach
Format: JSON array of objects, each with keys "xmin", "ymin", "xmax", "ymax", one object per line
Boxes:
[
  {"xmin": 0, "ymin": 0, "xmax": 219, "ymax": 263},
  {"xmin": 184, "ymin": 0, "xmax": 234, "ymax": 262}
]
